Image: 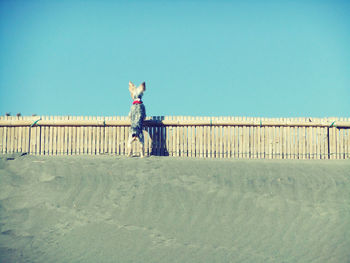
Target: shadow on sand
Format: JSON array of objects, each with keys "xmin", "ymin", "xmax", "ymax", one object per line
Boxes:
[{"xmin": 144, "ymin": 116, "xmax": 169, "ymax": 156}]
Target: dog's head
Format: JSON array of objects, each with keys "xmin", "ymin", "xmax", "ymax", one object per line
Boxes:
[{"xmin": 129, "ymin": 81, "xmax": 146, "ymax": 100}]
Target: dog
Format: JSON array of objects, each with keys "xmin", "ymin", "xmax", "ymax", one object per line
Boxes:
[{"xmin": 127, "ymin": 81, "xmax": 146, "ymax": 157}]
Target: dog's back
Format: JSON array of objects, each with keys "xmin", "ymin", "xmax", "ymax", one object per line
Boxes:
[{"xmin": 129, "ymin": 103, "xmax": 146, "ymax": 137}]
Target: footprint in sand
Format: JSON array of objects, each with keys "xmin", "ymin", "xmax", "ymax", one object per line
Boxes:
[{"xmin": 39, "ymin": 174, "xmax": 56, "ymax": 182}]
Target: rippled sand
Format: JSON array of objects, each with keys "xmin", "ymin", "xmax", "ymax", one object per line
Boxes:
[{"xmin": 0, "ymin": 154, "xmax": 349, "ymax": 263}]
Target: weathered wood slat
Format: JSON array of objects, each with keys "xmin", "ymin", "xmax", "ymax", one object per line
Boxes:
[{"xmin": 0, "ymin": 116, "xmax": 4, "ymax": 153}]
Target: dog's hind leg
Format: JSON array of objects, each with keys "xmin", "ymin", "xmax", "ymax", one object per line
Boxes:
[
  {"xmin": 139, "ymin": 132, "xmax": 145, "ymax": 158},
  {"xmin": 127, "ymin": 134, "xmax": 134, "ymax": 157}
]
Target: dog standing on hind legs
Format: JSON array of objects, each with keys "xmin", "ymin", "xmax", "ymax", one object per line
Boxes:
[{"xmin": 127, "ymin": 81, "xmax": 146, "ymax": 157}]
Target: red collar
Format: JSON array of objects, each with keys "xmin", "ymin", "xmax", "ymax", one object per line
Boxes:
[{"xmin": 133, "ymin": 100, "xmax": 143, "ymax": 105}]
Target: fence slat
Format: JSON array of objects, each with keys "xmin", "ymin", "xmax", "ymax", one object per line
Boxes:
[
  {"xmin": 91, "ymin": 116, "xmax": 96, "ymax": 155},
  {"xmin": 302, "ymin": 118, "xmax": 307, "ymax": 159},
  {"xmin": 321, "ymin": 122, "xmax": 327, "ymax": 159},
  {"xmin": 281, "ymin": 118, "xmax": 286, "ymax": 159},
  {"xmin": 204, "ymin": 116, "xmax": 208, "ymax": 158},
  {"xmin": 53, "ymin": 116, "xmax": 57, "ymax": 155},
  {"xmin": 63, "ymin": 117, "xmax": 68, "ymax": 155},
  {"xmin": 78, "ymin": 116, "xmax": 83, "ymax": 154},
  {"xmin": 233, "ymin": 117, "xmax": 238, "ymax": 159},
  {"xmin": 0, "ymin": 116, "xmax": 3, "ymax": 153},
  {"xmin": 68, "ymin": 117, "xmax": 73, "ymax": 155},
  {"xmin": 8, "ymin": 117, "xmax": 12, "ymax": 154},
  {"xmin": 71, "ymin": 116, "xmax": 76, "ymax": 155},
  {"xmin": 175, "ymin": 116, "xmax": 180, "ymax": 157},
  {"xmin": 60, "ymin": 116, "xmax": 64, "ymax": 155},
  {"xmin": 177, "ymin": 116, "xmax": 182, "ymax": 157},
  {"xmin": 115, "ymin": 116, "xmax": 120, "ymax": 155},
  {"xmin": 125, "ymin": 116, "xmax": 130, "ymax": 155},
  {"xmin": 338, "ymin": 117, "xmax": 343, "ymax": 159},
  {"xmin": 299, "ymin": 118, "xmax": 304, "ymax": 159},
  {"xmin": 202, "ymin": 117, "xmax": 206, "ymax": 158},
  {"xmin": 210, "ymin": 116, "xmax": 214, "ymax": 158},
  {"xmin": 192, "ymin": 117, "xmax": 197, "ymax": 157},
  {"xmin": 58, "ymin": 116, "xmax": 63, "ymax": 155},
  {"xmin": 255, "ymin": 118, "xmax": 260, "ymax": 159},
  {"xmin": 165, "ymin": 116, "xmax": 171, "ymax": 156},
  {"xmin": 329, "ymin": 118, "xmax": 336, "ymax": 159},
  {"xmin": 238, "ymin": 117, "xmax": 243, "ymax": 159},
  {"xmin": 315, "ymin": 120, "xmax": 320, "ymax": 159},
  {"xmin": 274, "ymin": 120, "xmax": 279, "ymax": 159},
  {"xmin": 222, "ymin": 117, "xmax": 226, "ymax": 158},
  {"xmin": 250, "ymin": 118, "xmax": 254, "ymax": 159},
  {"xmin": 43, "ymin": 116, "xmax": 49, "ymax": 155},
  {"xmin": 153, "ymin": 116, "xmax": 158, "ymax": 156},
  {"xmin": 280, "ymin": 118, "xmax": 285, "ymax": 159},
  {"xmin": 293, "ymin": 119, "xmax": 298, "ymax": 159},
  {"xmin": 267, "ymin": 120, "xmax": 272, "ymax": 159},
  {"xmin": 197, "ymin": 117, "xmax": 201, "ymax": 158},
  {"xmin": 313, "ymin": 122, "xmax": 317, "ymax": 159},
  {"xmin": 337, "ymin": 117, "xmax": 341, "ymax": 159},
  {"xmin": 108, "ymin": 116, "xmax": 113, "ymax": 154},
  {"xmin": 286, "ymin": 118, "xmax": 290, "ymax": 159},
  {"xmin": 9, "ymin": 117, "xmax": 13, "ymax": 154},
  {"xmin": 14, "ymin": 117, "xmax": 19, "ymax": 153},
  {"xmin": 112, "ymin": 116, "xmax": 116, "ymax": 155},
  {"xmin": 30, "ymin": 119, "xmax": 35, "ymax": 155},
  {"xmin": 30, "ymin": 117, "xmax": 35, "ymax": 155},
  {"xmin": 345, "ymin": 121, "xmax": 348, "ymax": 158},
  {"xmin": 21, "ymin": 117, "xmax": 26, "ymax": 154},
  {"xmin": 39, "ymin": 116, "xmax": 44, "ymax": 155},
  {"xmin": 288, "ymin": 122, "xmax": 293, "ymax": 159},
  {"xmin": 216, "ymin": 117, "xmax": 220, "ymax": 158},
  {"xmin": 160, "ymin": 116, "xmax": 164, "ymax": 156},
  {"xmin": 277, "ymin": 118, "xmax": 282, "ymax": 159},
  {"xmin": 308, "ymin": 119, "xmax": 313, "ymax": 159},
  {"xmin": 16, "ymin": 116, "xmax": 22, "ymax": 153},
  {"xmin": 0, "ymin": 116, "xmax": 5, "ymax": 153},
  {"xmin": 9, "ymin": 118, "xmax": 14, "ymax": 154},
  {"xmin": 59, "ymin": 116, "xmax": 64, "ymax": 155},
  {"xmin": 184, "ymin": 116, "xmax": 189, "ymax": 157},
  {"xmin": 254, "ymin": 117, "xmax": 259, "ymax": 159},
  {"xmin": 209, "ymin": 116, "xmax": 213, "ymax": 158},
  {"xmin": 120, "ymin": 116, "xmax": 125, "ymax": 155},
  {"xmin": 76, "ymin": 116, "xmax": 81, "ymax": 155},
  {"xmin": 51, "ymin": 117, "xmax": 56, "ymax": 155},
  {"xmin": 251, "ymin": 118, "xmax": 256, "ymax": 159},
  {"xmin": 3, "ymin": 116, "xmax": 8, "ymax": 153},
  {"xmin": 345, "ymin": 118, "xmax": 350, "ymax": 159}
]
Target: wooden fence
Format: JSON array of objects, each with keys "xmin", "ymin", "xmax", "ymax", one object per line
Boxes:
[{"xmin": 0, "ymin": 116, "xmax": 349, "ymax": 159}]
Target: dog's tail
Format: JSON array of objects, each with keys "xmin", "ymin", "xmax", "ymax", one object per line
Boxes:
[{"xmin": 130, "ymin": 126, "xmax": 141, "ymax": 138}]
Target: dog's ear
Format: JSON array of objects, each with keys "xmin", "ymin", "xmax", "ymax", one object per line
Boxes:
[
  {"xmin": 138, "ymin": 82, "xmax": 146, "ymax": 92},
  {"xmin": 129, "ymin": 81, "xmax": 136, "ymax": 93}
]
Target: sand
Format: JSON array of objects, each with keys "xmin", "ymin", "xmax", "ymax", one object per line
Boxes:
[{"xmin": 0, "ymin": 154, "xmax": 349, "ymax": 263}]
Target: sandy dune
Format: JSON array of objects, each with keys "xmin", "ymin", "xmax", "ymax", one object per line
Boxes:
[{"xmin": 0, "ymin": 154, "xmax": 349, "ymax": 263}]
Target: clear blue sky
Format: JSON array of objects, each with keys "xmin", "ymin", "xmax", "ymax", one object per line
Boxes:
[{"xmin": 0, "ymin": 0, "xmax": 349, "ymax": 117}]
